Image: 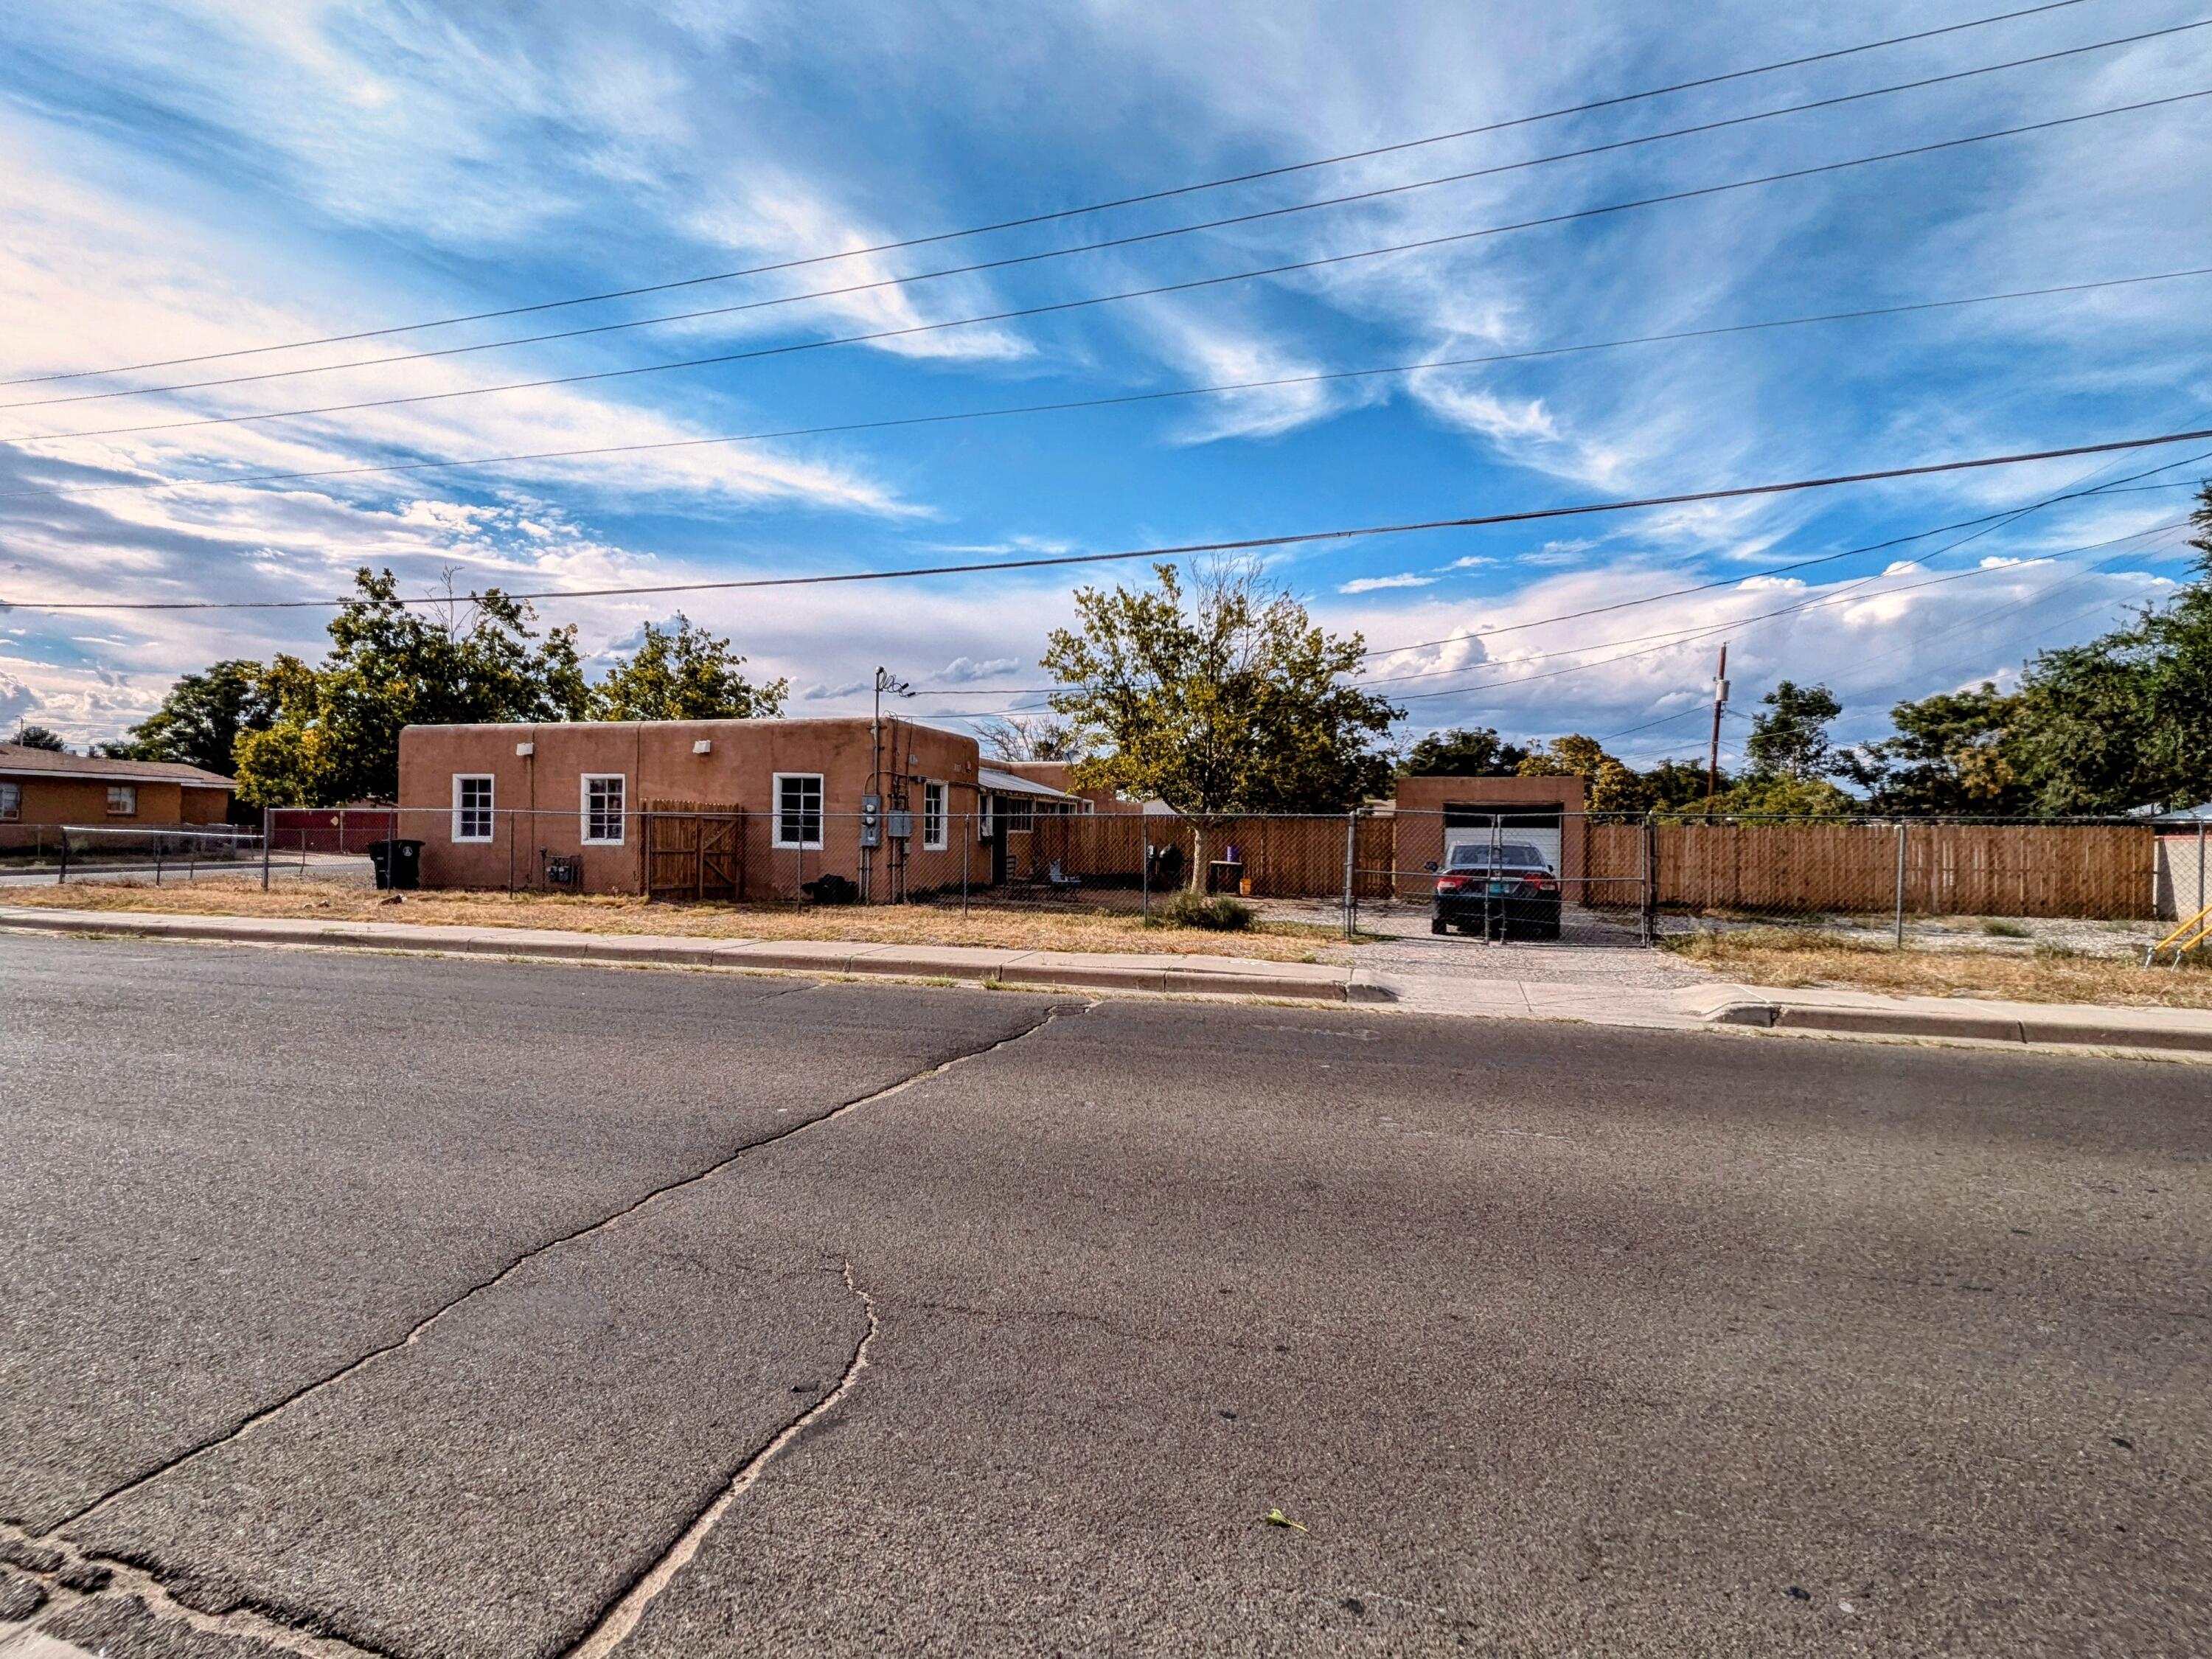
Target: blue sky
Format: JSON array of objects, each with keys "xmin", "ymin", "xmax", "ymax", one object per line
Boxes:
[{"xmin": 0, "ymin": 0, "xmax": 2205, "ymax": 768}]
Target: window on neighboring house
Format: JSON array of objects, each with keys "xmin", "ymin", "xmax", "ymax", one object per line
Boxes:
[
  {"xmin": 106, "ymin": 785, "xmax": 136, "ymax": 817},
  {"xmin": 977, "ymin": 794, "xmax": 994, "ymax": 841},
  {"xmin": 773, "ymin": 772, "xmax": 823, "ymax": 849},
  {"xmin": 922, "ymin": 780, "xmax": 947, "ymax": 850},
  {"xmin": 0, "ymin": 782, "xmax": 19, "ymax": 821},
  {"xmin": 1004, "ymin": 795, "xmax": 1035, "ymax": 835},
  {"xmin": 582, "ymin": 773, "xmax": 626, "ymax": 844},
  {"xmin": 453, "ymin": 774, "xmax": 494, "ymax": 841}
]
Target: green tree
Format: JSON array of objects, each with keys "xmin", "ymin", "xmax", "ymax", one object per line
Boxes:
[
  {"xmin": 1644, "ymin": 757, "xmax": 1722, "ymax": 810},
  {"xmin": 1857, "ymin": 681, "xmax": 2024, "ymax": 815},
  {"xmin": 1744, "ymin": 681, "xmax": 1844, "ymax": 782},
  {"xmin": 113, "ymin": 659, "xmax": 276, "ymax": 776},
  {"xmin": 1042, "ymin": 560, "xmax": 1401, "ymax": 883},
  {"xmin": 1401, "ymin": 726, "xmax": 1529, "ymax": 777},
  {"xmin": 1705, "ymin": 773, "xmax": 1857, "ymax": 818},
  {"xmin": 589, "ymin": 613, "xmax": 787, "ymax": 722},
  {"xmin": 229, "ymin": 569, "xmax": 589, "ymax": 806},
  {"xmin": 10, "ymin": 724, "xmax": 67, "ymax": 751},
  {"xmin": 1515, "ymin": 734, "xmax": 1652, "ymax": 814}
]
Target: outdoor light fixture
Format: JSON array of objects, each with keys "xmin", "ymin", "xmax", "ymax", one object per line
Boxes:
[
  {"xmin": 693, "ymin": 740, "xmax": 713, "ymax": 754},
  {"xmin": 514, "ymin": 742, "xmax": 534, "ymax": 757}
]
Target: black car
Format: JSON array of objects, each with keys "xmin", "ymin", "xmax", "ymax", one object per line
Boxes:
[{"xmin": 1430, "ymin": 840, "xmax": 1562, "ymax": 939}]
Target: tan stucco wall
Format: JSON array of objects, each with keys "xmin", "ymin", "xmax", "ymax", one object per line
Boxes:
[
  {"xmin": 398, "ymin": 717, "xmax": 990, "ymax": 897},
  {"xmin": 0, "ymin": 776, "xmax": 232, "ymax": 849},
  {"xmin": 1389, "ymin": 774, "xmax": 1590, "ymax": 892}
]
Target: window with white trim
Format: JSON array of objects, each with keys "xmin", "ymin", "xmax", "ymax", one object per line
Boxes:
[
  {"xmin": 453, "ymin": 774, "xmax": 494, "ymax": 841},
  {"xmin": 582, "ymin": 773, "xmax": 626, "ymax": 844},
  {"xmin": 106, "ymin": 785, "xmax": 136, "ymax": 817},
  {"xmin": 773, "ymin": 772, "xmax": 823, "ymax": 849},
  {"xmin": 977, "ymin": 794, "xmax": 993, "ymax": 840},
  {"xmin": 0, "ymin": 782, "xmax": 18, "ymax": 821},
  {"xmin": 922, "ymin": 780, "xmax": 947, "ymax": 850}
]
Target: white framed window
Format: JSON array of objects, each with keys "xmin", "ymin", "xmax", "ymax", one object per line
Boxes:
[
  {"xmin": 1004, "ymin": 794, "xmax": 1035, "ymax": 835},
  {"xmin": 106, "ymin": 784, "xmax": 136, "ymax": 817},
  {"xmin": 0, "ymin": 782, "xmax": 18, "ymax": 822},
  {"xmin": 977, "ymin": 794, "xmax": 994, "ymax": 840},
  {"xmin": 453, "ymin": 774, "xmax": 495, "ymax": 842},
  {"xmin": 773, "ymin": 772, "xmax": 823, "ymax": 849},
  {"xmin": 922, "ymin": 780, "xmax": 947, "ymax": 850},
  {"xmin": 581, "ymin": 773, "xmax": 626, "ymax": 844}
]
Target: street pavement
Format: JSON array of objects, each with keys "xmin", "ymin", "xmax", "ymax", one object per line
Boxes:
[{"xmin": 3, "ymin": 931, "xmax": 2208, "ymax": 1658}]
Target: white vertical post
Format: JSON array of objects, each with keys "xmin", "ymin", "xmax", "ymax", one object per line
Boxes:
[{"xmin": 1893, "ymin": 819, "xmax": 1908, "ymax": 949}]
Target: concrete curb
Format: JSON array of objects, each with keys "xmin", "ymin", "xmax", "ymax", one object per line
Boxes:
[
  {"xmin": 1689, "ymin": 990, "xmax": 2212, "ymax": 1053},
  {"xmin": 0, "ymin": 906, "xmax": 1380, "ymax": 1004}
]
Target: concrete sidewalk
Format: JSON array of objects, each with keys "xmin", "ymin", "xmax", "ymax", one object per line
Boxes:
[
  {"xmin": 9, "ymin": 903, "xmax": 2212, "ymax": 1053},
  {"xmin": 0, "ymin": 904, "xmax": 1382, "ymax": 1004}
]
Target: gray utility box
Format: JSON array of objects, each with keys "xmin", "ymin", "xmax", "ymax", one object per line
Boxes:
[{"xmin": 886, "ymin": 810, "xmax": 914, "ymax": 841}]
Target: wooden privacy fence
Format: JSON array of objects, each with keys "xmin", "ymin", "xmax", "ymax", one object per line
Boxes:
[
  {"xmin": 643, "ymin": 799, "xmax": 745, "ymax": 902},
  {"xmin": 1028, "ymin": 813, "xmax": 1357, "ymax": 897},
  {"xmin": 1585, "ymin": 820, "xmax": 2155, "ymax": 919}
]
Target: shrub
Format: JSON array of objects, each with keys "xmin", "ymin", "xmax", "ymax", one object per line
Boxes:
[
  {"xmin": 1980, "ymin": 919, "xmax": 2033, "ymax": 939},
  {"xmin": 1150, "ymin": 891, "xmax": 1254, "ymax": 931}
]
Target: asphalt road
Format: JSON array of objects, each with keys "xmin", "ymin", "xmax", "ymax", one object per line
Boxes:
[{"xmin": 2, "ymin": 932, "xmax": 2207, "ymax": 1658}]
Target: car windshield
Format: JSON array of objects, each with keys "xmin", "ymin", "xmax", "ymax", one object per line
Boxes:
[{"xmin": 1447, "ymin": 841, "xmax": 1548, "ymax": 871}]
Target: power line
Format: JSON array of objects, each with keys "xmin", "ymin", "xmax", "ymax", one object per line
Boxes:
[
  {"xmin": 1386, "ymin": 518, "xmax": 2190, "ymax": 707},
  {"xmin": 1, "ymin": 0, "xmax": 2101, "ymax": 391},
  {"xmin": 8, "ymin": 423, "xmax": 2210, "ymax": 613},
  {"xmin": 1351, "ymin": 450, "xmax": 2210, "ymax": 663},
  {"xmin": 20, "ymin": 19, "xmax": 2199, "ymax": 414},
  {"xmin": 19, "ymin": 87, "xmax": 2208, "ymax": 448},
  {"xmin": 11, "ymin": 265, "xmax": 2205, "ymax": 504}
]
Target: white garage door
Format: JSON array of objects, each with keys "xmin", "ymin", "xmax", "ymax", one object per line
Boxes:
[{"xmin": 1441, "ymin": 807, "xmax": 1563, "ymax": 876}]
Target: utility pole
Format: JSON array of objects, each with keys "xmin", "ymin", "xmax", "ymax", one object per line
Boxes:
[
  {"xmin": 866, "ymin": 667, "xmax": 911, "ymax": 901},
  {"xmin": 1705, "ymin": 643, "xmax": 1731, "ymax": 812}
]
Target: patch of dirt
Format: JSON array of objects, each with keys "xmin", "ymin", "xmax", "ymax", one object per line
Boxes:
[
  {"xmin": 1663, "ymin": 926, "xmax": 2212, "ymax": 1008},
  {"xmin": 4, "ymin": 880, "xmax": 1341, "ymax": 962}
]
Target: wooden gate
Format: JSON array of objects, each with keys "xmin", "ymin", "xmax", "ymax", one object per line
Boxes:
[{"xmin": 644, "ymin": 800, "xmax": 745, "ymax": 901}]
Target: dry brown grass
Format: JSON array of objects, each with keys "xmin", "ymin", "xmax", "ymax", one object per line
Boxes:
[
  {"xmin": 1664, "ymin": 927, "xmax": 2212, "ymax": 1008},
  {"xmin": 3, "ymin": 878, "xmax": 1343, "ymax": 961}
]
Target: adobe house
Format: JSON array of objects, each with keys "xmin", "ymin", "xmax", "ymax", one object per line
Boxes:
[
  {"xmin": 397, "ymin": 717, "xmax": 1080, "ymax": 899},
  {"xmin": 1388, "ymin": 774, "xmax": 1590, "ymax": 897},
  {"xmin": 0, "ymin": 743, "xmax": 235, "ymax": 850}
]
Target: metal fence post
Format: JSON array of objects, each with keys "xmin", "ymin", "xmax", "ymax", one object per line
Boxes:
[
  {"xmin": 961, "ymin": 817, "xmax": 970, "ymax": 919},
  {"xmin": 1341, "ymin": 810, "xmax": 1357, "ymax": 941},
  {"xmin": 1640, "ymin": 812, "xmax": 1658, "ymax": 946},
  {"xmin": 260, "ymin": 807, "xmax": 272, "ymax": 889},
  {"xmin": 1893, "ymin": 819, "xmax": 1909, "ymax": 949},
  {"xmin": 153, "ymin": 835, "xmax": 163, "ymax": 887},
  {"xmin": 57, "ymin": 830, "xmax": 68, "ymax": 886},
  {"xmin": 1141, "ymin": 831, "xmax": 1151, "ymax": 922}
]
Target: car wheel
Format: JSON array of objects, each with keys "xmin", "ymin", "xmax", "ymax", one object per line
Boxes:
[{"xmin": 1430, "ymin": 917, "xmax": 1447, "ymax": 935}]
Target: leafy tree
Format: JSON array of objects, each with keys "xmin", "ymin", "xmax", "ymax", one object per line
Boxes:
[
  {"xmin": 1042, "ymin": 560, "xmax": 1401, "ymax": 883},
  {"xmin": 589, "ymin": 613, "xmax": 787, "ymax": 722},
  {"xmin": 1855, "ymin": 681, "xmax": 2024, "ymax": 815},
  {"xmin": 113, "ymin": 659, "xmax": 277, "ymax": 776},
  {"xmin": 1644, "ymin": 757, "xmax": 1722, "ymax": 810},
  {"xmin": 1515, "ymin": 734, "xmax": 1652, "ymax": 814},
  {"xmin": 230, "ymin": 569, "xmax": 590, "ymax": 806},
  {"xmin": 1401, "ymin": 726, "xmax": 1529, "ymax": 777},
  {"xmin": 975, "ymin": 714, "xmax": 1082, "ymax": 762},
  {"xmin": 1705, "ymin": 773, "xmax": 1857, "ymax": 817},
  {"xmin": 10, "ymin": 725, "xmax": 67, "ymax": 751},
  {"xmin": 1744, "ymin": 681, "xmax": 1844, "ymax": 782}
]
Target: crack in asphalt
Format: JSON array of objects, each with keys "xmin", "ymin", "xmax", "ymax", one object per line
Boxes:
[
  {"xmin": 26, "ymin": 997, "xmax": 1085, "ymax": 1659},
  {"xmin": 560, "ymin": 999, "xmax": 1090, "ymax": 1658},
  {"xmin": 563, "ymin": 1260, "xmax": 881, "ymax": 1659},
  {"xmin": 0, "ymin": 1520, "xmax": 389, "ymax": 1658}
]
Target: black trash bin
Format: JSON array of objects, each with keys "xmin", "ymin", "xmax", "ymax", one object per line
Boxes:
[{"xmin": 366, "ymin": 838, "xmax": 424, "ymax": 891}]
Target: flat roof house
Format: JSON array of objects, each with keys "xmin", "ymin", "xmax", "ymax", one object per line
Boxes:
[
  {"xmin": 397, "ymin": 717, "xmax": 1081, "ymax": 900},
  {"xmin": 0, "ymin": 744, "xmax": 236, "ymax": 851}
]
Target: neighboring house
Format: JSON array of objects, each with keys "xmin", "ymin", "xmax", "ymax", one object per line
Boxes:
[
  {"xmin": 397, "ymin": 717, "xmax": 1079, "ymax": 897},
  {"xmin": 0, "ymin": 744, "xmax": 236, "ymax": 850},
  {"xmin": 2152, "ymin": 801, "xmax": 2211, "ymax": 922}
]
